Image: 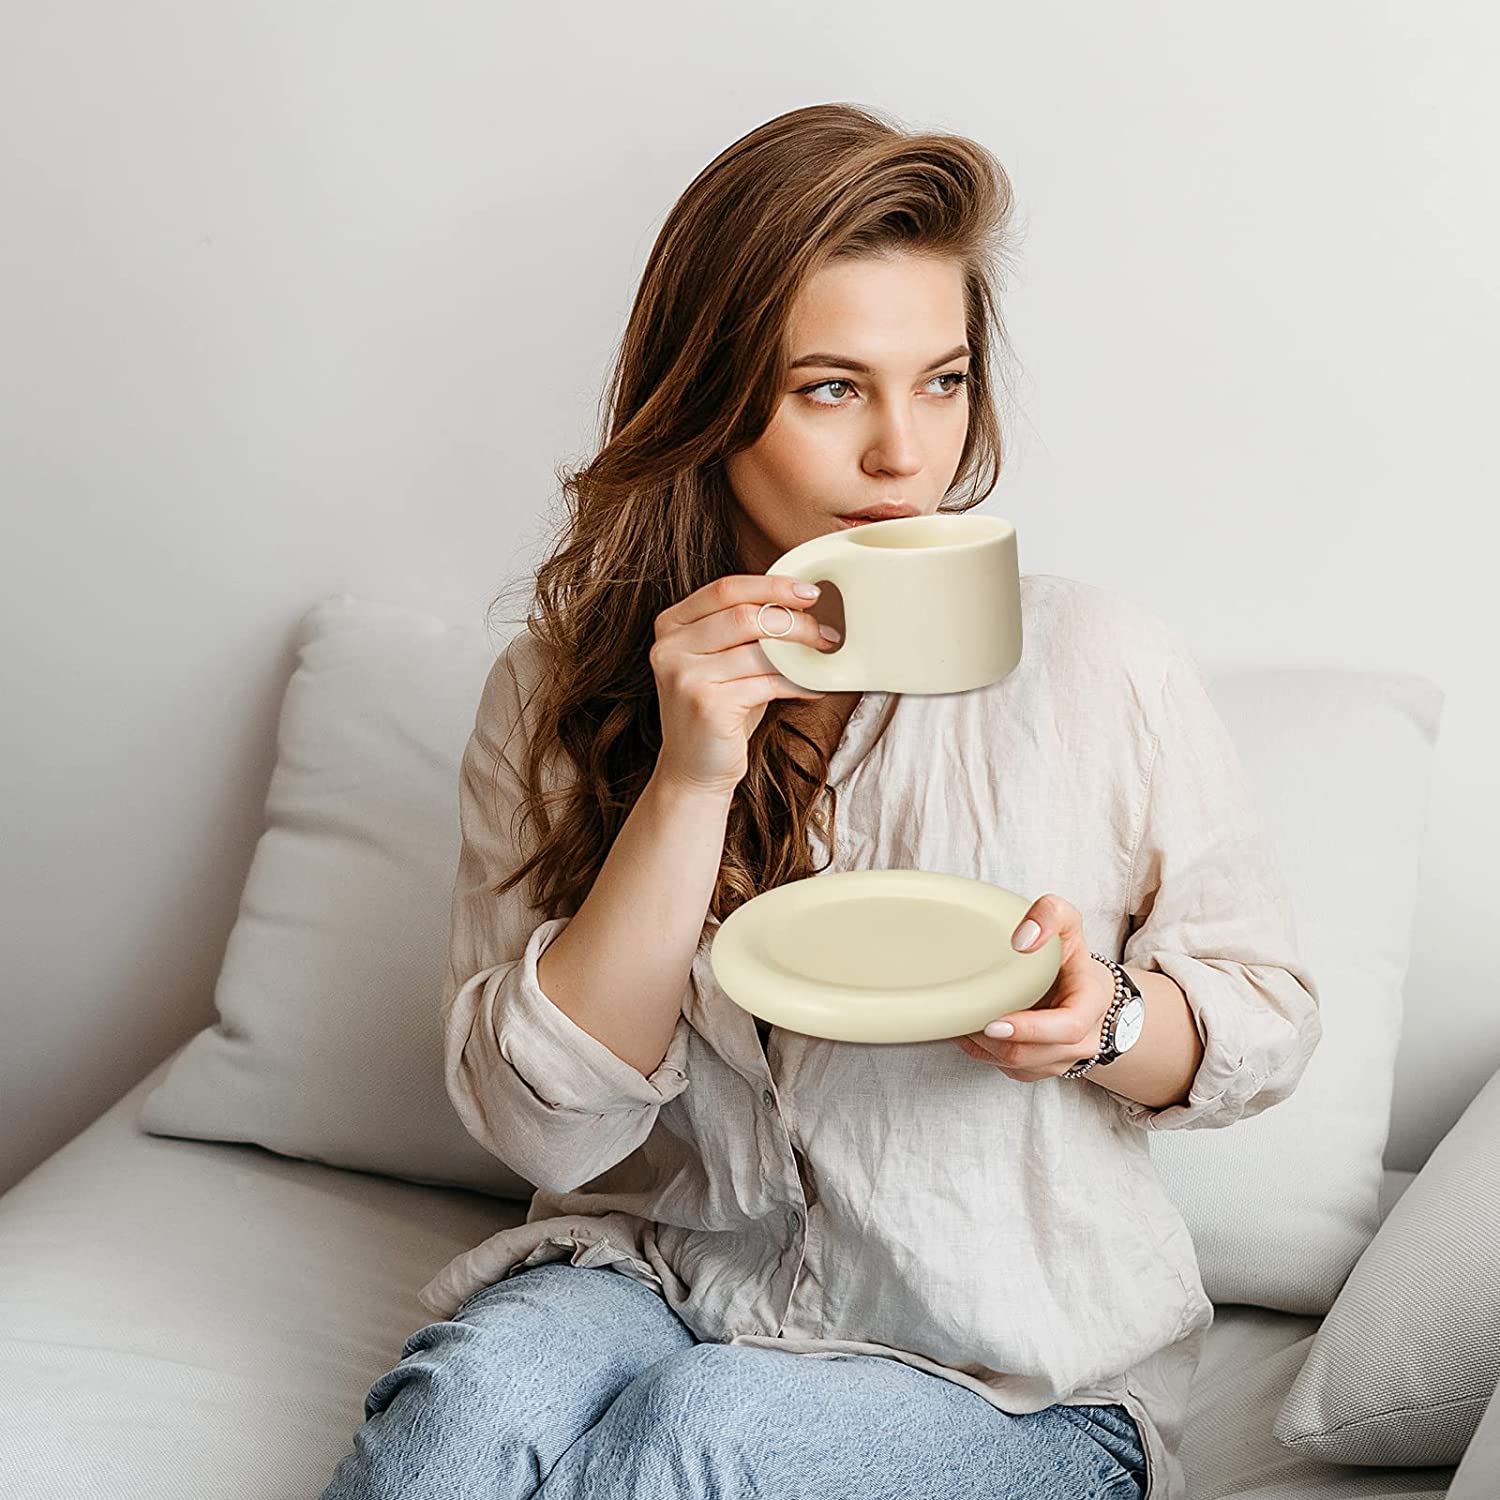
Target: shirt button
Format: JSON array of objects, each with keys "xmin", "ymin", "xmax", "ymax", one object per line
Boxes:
[
  {"xmin": 787, "ymin": 1210, "xmax": 801, "ymax": 1233},
  {"xmin": 762, "ymin": 1088, "xmax": 774, "ymax": 1108}
]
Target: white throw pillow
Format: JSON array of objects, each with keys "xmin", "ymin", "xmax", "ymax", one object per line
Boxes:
[
  {"xmin": 1141, "ymin": 667, "xmax": 1443, "ymax": 1314},
  {"xmin": 139, "ymin": 594, "xmax": 534, "ymax": 1201},
  {"xmin": 1273, "ymin": 1065, "xmax": 1500, "ymax": 1466},
  {"xmin": 140, "ymin": 595, "xmax": 1443, "ymax": 1323}
]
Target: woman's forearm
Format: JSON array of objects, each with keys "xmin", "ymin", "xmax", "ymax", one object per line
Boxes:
[{"xmin": 535, "ymin": 771, "xmax": 733, "ymax": 1079}]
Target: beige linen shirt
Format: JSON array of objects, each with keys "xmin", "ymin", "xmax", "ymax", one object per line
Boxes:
[{"xmin": 418, "ymin": 571, "xmax": 1322, "ymax": 1500}]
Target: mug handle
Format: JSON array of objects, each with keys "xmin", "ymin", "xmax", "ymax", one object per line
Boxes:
[{"xmin": 759, "ymin": 530, "xmax": 870, "ymax": 691}]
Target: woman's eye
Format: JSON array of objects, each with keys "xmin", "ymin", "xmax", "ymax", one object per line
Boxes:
[
  {"xmin": 807, "ymin": 379, "xmax": 855, "ymax": 404},
  {"xmin": 800, "ymin": 372, "xmax": 969, "ymax": 407}
]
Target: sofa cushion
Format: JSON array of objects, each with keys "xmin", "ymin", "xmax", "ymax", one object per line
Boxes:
[
  {"xmin": 0, "ymin": 1048, "xmax": 528, "ymax": 1499},
  {"xmin": 137, "ymin": 595, "xmax": 534, "ymax": 1201},
  {"xmin": 1274, "ymin": 1064, "xmax": 1500, "ymax": 1466},
  {"xmin": 1136, "ymin": 666, "xmax": 1443, "ymax": 1314}
]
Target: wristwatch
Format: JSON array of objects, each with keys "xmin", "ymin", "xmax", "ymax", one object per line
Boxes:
[{"xmin": 1061, "ymin": 954, "xmax": 1147, "ymax": 1079}]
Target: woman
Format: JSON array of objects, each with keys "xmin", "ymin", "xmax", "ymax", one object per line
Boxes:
[{"xmin": 322, "ymin": 102, "xmax": 1321, "ymax": 1500}]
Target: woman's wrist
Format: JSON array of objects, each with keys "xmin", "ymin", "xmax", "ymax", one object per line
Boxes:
[
  {"xmin": 647, "ymin": 768, "xmax": 738, "ymax": 811},
  {"xmin": 1085, "ymin": 966, "xmax": 1204, "ymax": 1109}
]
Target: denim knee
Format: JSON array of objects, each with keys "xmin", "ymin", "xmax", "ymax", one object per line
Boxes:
[
  {"xmin": 585, "ymin": 1341, "xmax": 775, "ymax": 1449},
  {"xmin": 321, "ymin": 1264, "xmax": 697, "ymax": 1500},
  {"xmin": 320, "ymin": 1316, "xmax": 557, "ymax": 1499}
]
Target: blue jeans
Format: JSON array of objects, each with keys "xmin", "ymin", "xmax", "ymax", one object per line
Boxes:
[{"xmin": 321, "ymin": 1261, "xmax": 1148, "ymax": 1499}]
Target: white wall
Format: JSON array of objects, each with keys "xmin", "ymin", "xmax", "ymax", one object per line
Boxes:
[{"xmin": 2, "ymin": 2, "xmax": 1495, "ymax": 1195}]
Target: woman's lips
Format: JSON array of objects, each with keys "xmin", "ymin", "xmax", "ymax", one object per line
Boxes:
[{"xmin": 835, "ymin": 504, "xmax": 920, "ymax": 525}]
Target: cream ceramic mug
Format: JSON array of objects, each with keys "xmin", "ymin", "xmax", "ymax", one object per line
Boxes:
[{"xmin": 760, "ymin": 511, "xmax": 1022, "ymax": 694}]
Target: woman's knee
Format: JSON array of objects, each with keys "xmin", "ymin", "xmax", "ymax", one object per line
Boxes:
[
  {"xmin": 323, "ymin": 1264, "xmax": 694, "ymax": 1498},
  {"xmin": 533, "ymin": 1344, "xmax": 777, "ymax": 1497},
  {"xmin": 322, "ymin": 1328, "xmax": 551, "ymax": 1500},
  {"xmin": 371, "ymin": 1264, "xmax": 684, "ymax": 1419},
  {"xmin": 594, "ymin": 1341, "xmax": 794, "ymax": 1442}
]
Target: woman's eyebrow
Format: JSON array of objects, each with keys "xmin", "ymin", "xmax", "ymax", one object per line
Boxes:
[{"xmin": 787, "ymin": 344, "xmax": 971, "ymax": 375}]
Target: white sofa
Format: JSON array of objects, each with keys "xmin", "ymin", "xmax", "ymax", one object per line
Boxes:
[{"xmin": 2, "ymin": 592, "xmax": 1496, "ymax": 1499}]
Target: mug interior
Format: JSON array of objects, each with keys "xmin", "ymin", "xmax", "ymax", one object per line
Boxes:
[{"xmin": 845, "ymin": 512, "xmax": 1012, "ymax": 551}]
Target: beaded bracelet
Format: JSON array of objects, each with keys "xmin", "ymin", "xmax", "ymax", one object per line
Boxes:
[{"xmin": 1060, "ymin": 953, "xmax": 1137, "ymax": 1079}]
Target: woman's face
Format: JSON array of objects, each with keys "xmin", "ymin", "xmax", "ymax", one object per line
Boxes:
[{"xmin": 725, "ymin": 252, "xmax": 972, "ymax": 577}]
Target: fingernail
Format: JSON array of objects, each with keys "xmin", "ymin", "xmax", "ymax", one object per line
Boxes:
[
  {"xmin": 985, "ymin": 1020, "xmax": 1015, "ymax": 1038},
  {"xmin": 793, "ymin": 582, "xmax": 820, "ymax": 599},
  {"xmin": 819, "ymin": 623, "xmax": 842, "ymax": 642},
  {"xmin": 1012, "ymin": 919, "xmax": 1041, "ymax": 951}
]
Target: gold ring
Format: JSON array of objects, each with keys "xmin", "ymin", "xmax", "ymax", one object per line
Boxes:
[{"xmin": 756, "ymin": 602, "xmax": 796, "ymax": 638}]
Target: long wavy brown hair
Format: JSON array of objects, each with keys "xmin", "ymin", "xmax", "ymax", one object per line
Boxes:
[{"xmin": 485, "ymin": 102, "xmax": 1020, "ymax": 935}]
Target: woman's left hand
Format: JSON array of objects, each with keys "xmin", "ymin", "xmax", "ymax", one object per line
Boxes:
[{"xmin": 954, "ymin": 893, "xmax": 1115, "ymax": 1081}]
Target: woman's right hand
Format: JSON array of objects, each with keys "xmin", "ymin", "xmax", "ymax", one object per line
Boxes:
[{"xmin": 649, "ymin": 574, "xmax": 840, "ymax": 798}]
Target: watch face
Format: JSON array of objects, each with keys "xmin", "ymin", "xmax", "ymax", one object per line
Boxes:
[{"xmin": 1113, "ymin": 996, "xmax": 1146, "ymax": 1053}]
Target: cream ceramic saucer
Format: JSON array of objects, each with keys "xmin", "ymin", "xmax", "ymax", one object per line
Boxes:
[{"xmin": 709, "ymin": 868, "xmax": 1061, "ymax": 1044}]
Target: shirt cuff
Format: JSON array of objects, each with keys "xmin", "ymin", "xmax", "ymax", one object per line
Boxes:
[
  {"xmin": 1107, "ymin": 951, "xmax": 1319, "ymax": 1132},
  {"xmin": 493, "ymin": 915, "xmax": 692, "ymax": 1115}
]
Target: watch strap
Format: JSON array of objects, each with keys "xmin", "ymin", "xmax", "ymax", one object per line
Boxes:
[{"xmin": 1061, "ymin": 953, "xmax": 1141, "ymax": 1079}]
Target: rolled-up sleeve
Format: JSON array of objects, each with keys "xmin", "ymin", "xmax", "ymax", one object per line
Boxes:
[
  {"xmin": 1110, "ymin": 637, "xmax": 1322, "ymax": 1132},
  {"xmin": 441, "ymin": 641, "xmax": 691, "ymax": 1195}
]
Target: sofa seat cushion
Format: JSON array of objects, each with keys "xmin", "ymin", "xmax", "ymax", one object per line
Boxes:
[{"xmin": 0, "ymin": 1051, "xmax": 1459, "ymax": 1500}]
